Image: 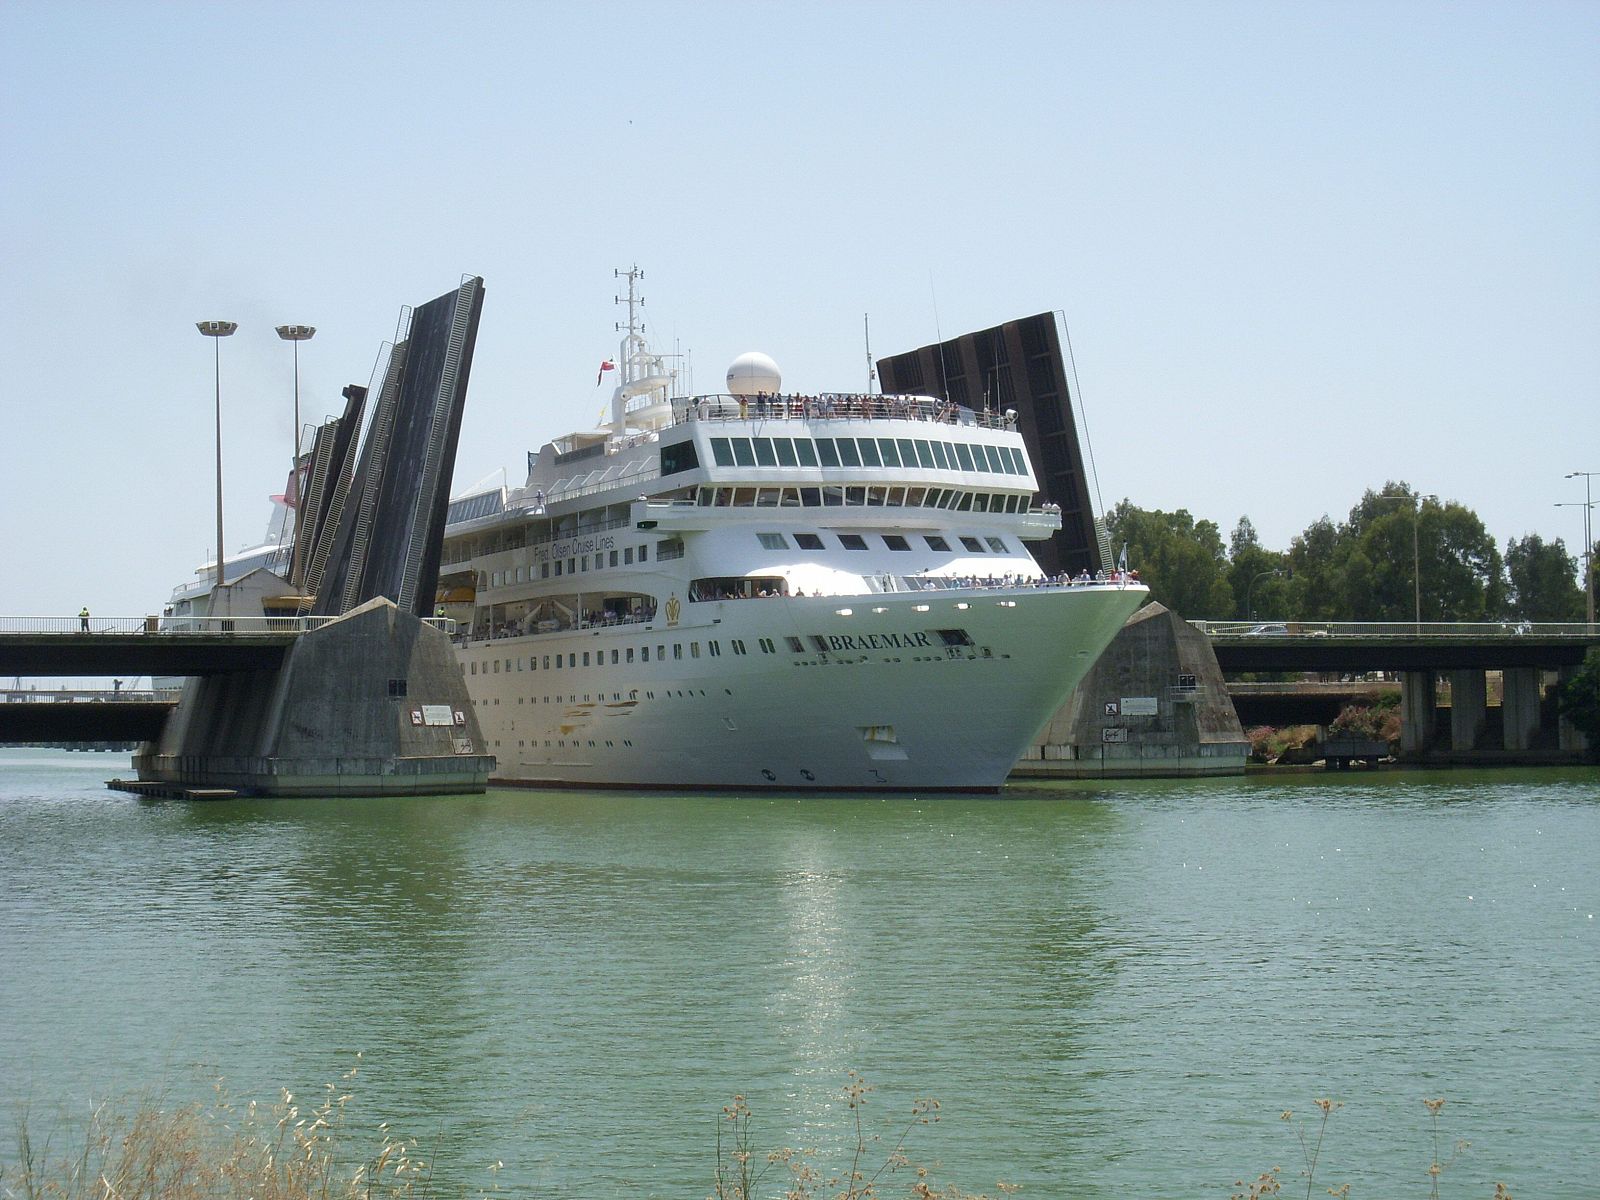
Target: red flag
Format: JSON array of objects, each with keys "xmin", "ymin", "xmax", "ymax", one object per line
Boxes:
[{"xmin": 596, "ymin": 359, "xmax": 615, "ymax": 386}]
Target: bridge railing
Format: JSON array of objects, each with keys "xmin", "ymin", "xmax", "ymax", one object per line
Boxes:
[
  {"xmin": 1194, "ymin": 619, "xmax": 1596, "ymax": 638},
  {"xmin": 0, "ymin": 616, "xmax": 457, "ymax": 636}
]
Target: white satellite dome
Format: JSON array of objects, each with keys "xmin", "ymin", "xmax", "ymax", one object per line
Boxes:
[{"xmin": 726, "ymin": 351, "xmax": 781, "ymax": 397}]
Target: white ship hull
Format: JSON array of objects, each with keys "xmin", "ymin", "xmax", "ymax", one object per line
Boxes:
[{"xmin": 460, "ymin": 583, "xmax": 1142, "ymax": 791}]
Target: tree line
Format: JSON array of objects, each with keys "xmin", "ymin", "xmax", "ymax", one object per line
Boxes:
[{"xmin": 1104, "ymin": 482, "xmax": 1597, "ymax": 623}]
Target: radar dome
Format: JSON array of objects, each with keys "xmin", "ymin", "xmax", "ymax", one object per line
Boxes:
[{"xmin": 726, "ymin": 351, "xmax": 781, "ymax": 397}]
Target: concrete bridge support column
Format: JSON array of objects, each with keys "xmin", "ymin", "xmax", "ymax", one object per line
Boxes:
[
  {"xmin": 1501, "ymin": 667, "xmax": 1542, "ymax": 751},
  {"xmin": 1401, "ymin": 671, "xmax": 1436, "ymax": 755},
  {"xmin": 1558, "ymin": 665, "xmax": 1591, "ymax": 755},
  {"xmin": 1449, "ymin": 669, "xmax": 1488, "ymax": 751}
]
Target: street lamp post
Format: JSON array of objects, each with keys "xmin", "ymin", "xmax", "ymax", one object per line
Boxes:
[
  {"xmin": 1560, "ymin": 470, "xmax": 1596, "ymax": 630},
  {"xmin": 1375, "ymin": 491, "xmax": 1436, "ymax": 632},
  {"xmin": 1247, "ymin": 569, "xmax": 1279, "ymax": 621},
  {"xmin": 275, "ymin": 325, "xmax": 316, "ymax": 585},
  {"xmin": 197, "ymin": 321, "xmax": 238, "ymax": 600}
]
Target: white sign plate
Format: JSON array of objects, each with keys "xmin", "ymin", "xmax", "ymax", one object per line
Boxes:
[
  {"xmin": 1121, "ymin": 696, "xmax": 1159, "ymax": 717},
  {"xmin": 422, "ymin": 704, "xmax": 455, "ymax": 727}
]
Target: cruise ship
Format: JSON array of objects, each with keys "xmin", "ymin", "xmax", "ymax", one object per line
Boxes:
[{"xmin": 436, "ymin": 272, "xmax": 1146, "ymax": 790}]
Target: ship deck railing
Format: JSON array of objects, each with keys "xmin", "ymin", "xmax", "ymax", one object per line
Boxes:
[
  {"xmin": 468, "ymin": 610, "xmax": 656, "ymax": 643},
  {"xmin": 1, "ymin": 615, "xmax": 456, "ymax": 637},
  {"xmin": 441, "ymin": 514, "xmax": 635, "ymax": 568},
  {"xmin": 460, "ymin": 575, "xmax": 1137, "ymax": 644},
  {"xmin": 669, "ymin": 392, "xmax": 1015, "ymax": 429}
]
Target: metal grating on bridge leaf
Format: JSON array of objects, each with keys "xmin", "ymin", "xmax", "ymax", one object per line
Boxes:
[
  {"xmin": 877, "ymin": 313, "xmax": 1102, "ymax": 577},
  {"xmin": 313, "ymin": 275, "xmax": 485, "ymax": 618}
]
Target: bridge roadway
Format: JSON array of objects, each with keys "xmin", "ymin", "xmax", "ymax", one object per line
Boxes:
[
  {"xmin": 0, "ymin": 616, "xmax": 1594, "ymax": 745},
  {"xmin": 1202, "ymin": 622, "xmax": 1597, "ymax": 673},
  {"xmin": 0, "ymin": 629, "xmax": 295, "ymax": 678}
]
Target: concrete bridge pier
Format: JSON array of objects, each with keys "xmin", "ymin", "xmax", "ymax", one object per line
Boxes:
[
  {"xmin": 1401, "ymin": 670, "xmax": 1436, "ymax": 755},
  {"xmin": 1449, "ymin": 669, "xmax": 1488, "ymax": 751},
  {"xmin": 1501, "ymin": 667, "xmax": 1543, "ymax": 751}
]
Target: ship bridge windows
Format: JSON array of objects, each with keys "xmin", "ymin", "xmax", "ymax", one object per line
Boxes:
[
  {"xmin": 657, "ymin": 538, "xmax": 685, "ymax": 561},
  {"xmin": 690, "ymin": 576, "xmax": 788, "ymax": 601},
  {"xmin": 680, "ymin": 482, "xmax": 1032, "ymax": 514},
  {"xmin": 701, "ymin": 433, "xmax": 1026, "ymax": 481},
  {"xmin": 757, "ymin": 532, "xmax": 788, "ymax": 550},
  {"xmin": 925, "ymin": 535, "xmax": 951, "ymax": 551},
  {"xmin": 838, "ymin": 534, "xmax": 868, "ymax": 550},
  {"xmin": 660, "ymin": 440, "xmax": 700, "ymax": 475},
  {"xmin": 794, "ymin": 533, "xmax": 824, "ymax": 550},
  {"xmin": 960, "ymin": 536, "xmax": 986, "ymax": 553},
  {"xmin": 883, "ymin": 535, "xmax": 911, "ymax": 551}
]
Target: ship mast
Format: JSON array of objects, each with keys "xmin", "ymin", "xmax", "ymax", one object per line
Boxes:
[{"xmin": 610, "ymin": 265, "xmax": 672, "ymax": 435}]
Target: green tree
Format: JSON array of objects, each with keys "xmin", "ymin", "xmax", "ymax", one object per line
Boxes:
[
  {"xmin": 1285, "ymin": 514, "xmax": 1356, "ymax": 620},
  {"xmin": 1105, "ymin": 500, "xmax": 1232, "ymax": 618},
  {"xmin": 1505, "ymin": 534, "xmax": 1584, "ymax": 621},
  {"xmin": 1226, "ymin": 516, "xmax": 1290, "ymax": 620},
  {"xmin": 1557, "ymin": 649, "xmax": 1600, "ymax": 761},
  {"xmin": 1332, "ymin": 485, "xmax": 1503, "ymax": 621}
]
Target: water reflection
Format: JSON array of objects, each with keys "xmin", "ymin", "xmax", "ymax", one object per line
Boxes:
[{"xmin": 1, "ymin": 754, "xmax": 1597, "ymax": 1198}]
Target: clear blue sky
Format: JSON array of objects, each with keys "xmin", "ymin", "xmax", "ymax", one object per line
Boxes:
[{"xmin": 2, "ymin": 0, "xmax": 1596, "ymax": 621}]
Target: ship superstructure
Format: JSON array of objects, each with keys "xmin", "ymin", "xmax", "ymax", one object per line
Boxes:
[{"xmin": 438, "ymin": 270, "xmax": 1145, "ymax": 790}]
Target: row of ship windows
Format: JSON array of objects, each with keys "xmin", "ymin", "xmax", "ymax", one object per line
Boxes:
[
  {"xmin": 761, "ymin": 531, "xmax": 1008, "ymax": 554},
  {"xmin": 490, "ymin": 539, "xmax": 681, "ymax": 587},
  {"xmin": 470, "ymin": 636, "xmax": 784, "ymax": 674},
  {"xmin": 706, "ymin": 435, "xmax": 1026, "ymax": 475},
  {"xmin": 486, "ymin": 527, "xmax": 1009, "ymax": 589},
  {"xmin": 469, "ymin": 626, "xmax": 975, "ymax": 677},
  {"xmin": 693, "ymin": 485, "xmax": 1028, "ymax": 512}
]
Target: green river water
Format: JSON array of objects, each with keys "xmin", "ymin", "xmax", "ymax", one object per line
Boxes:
[{"xmin": 1, "ymin": 748, "xmax": 1595, "ymax": 1198}]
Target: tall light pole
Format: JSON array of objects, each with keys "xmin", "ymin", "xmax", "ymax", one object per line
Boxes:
[
  {"xmin": 1560, "ymin": 470, "xmax": 1596, "ymax": 629},
  {"xmin": 1375, "ymin": 490, "xmax": 1436, "ymax": 631},
  {"xmin": 276, "ymin": 325, "xmax": 316, "ymax": 585},
  {"xmin": 1247, "ymin": 568, "xmax": 1279, "ymax": 621},
  {"xmin": 197, "ymin": 321, "xmax": 238, "ymax": 600}
]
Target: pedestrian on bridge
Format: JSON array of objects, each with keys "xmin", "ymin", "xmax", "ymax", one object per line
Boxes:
[{"xmin": 79, "ymin": 606, "xmax": 90, "ymax": 632}]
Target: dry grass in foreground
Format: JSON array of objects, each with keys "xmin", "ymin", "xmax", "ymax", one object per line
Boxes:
[
  {"xmin": 711, "ymin": 1071, "xmax": 1016, "ymax": 1200},
  {"xmin": 1, "ymin": 1058, "xmax": 452, "ymax": 1200},
  {"xmin": 1231, "ymin": 1097, "xmax": 1516, "ymax": 1200}
]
